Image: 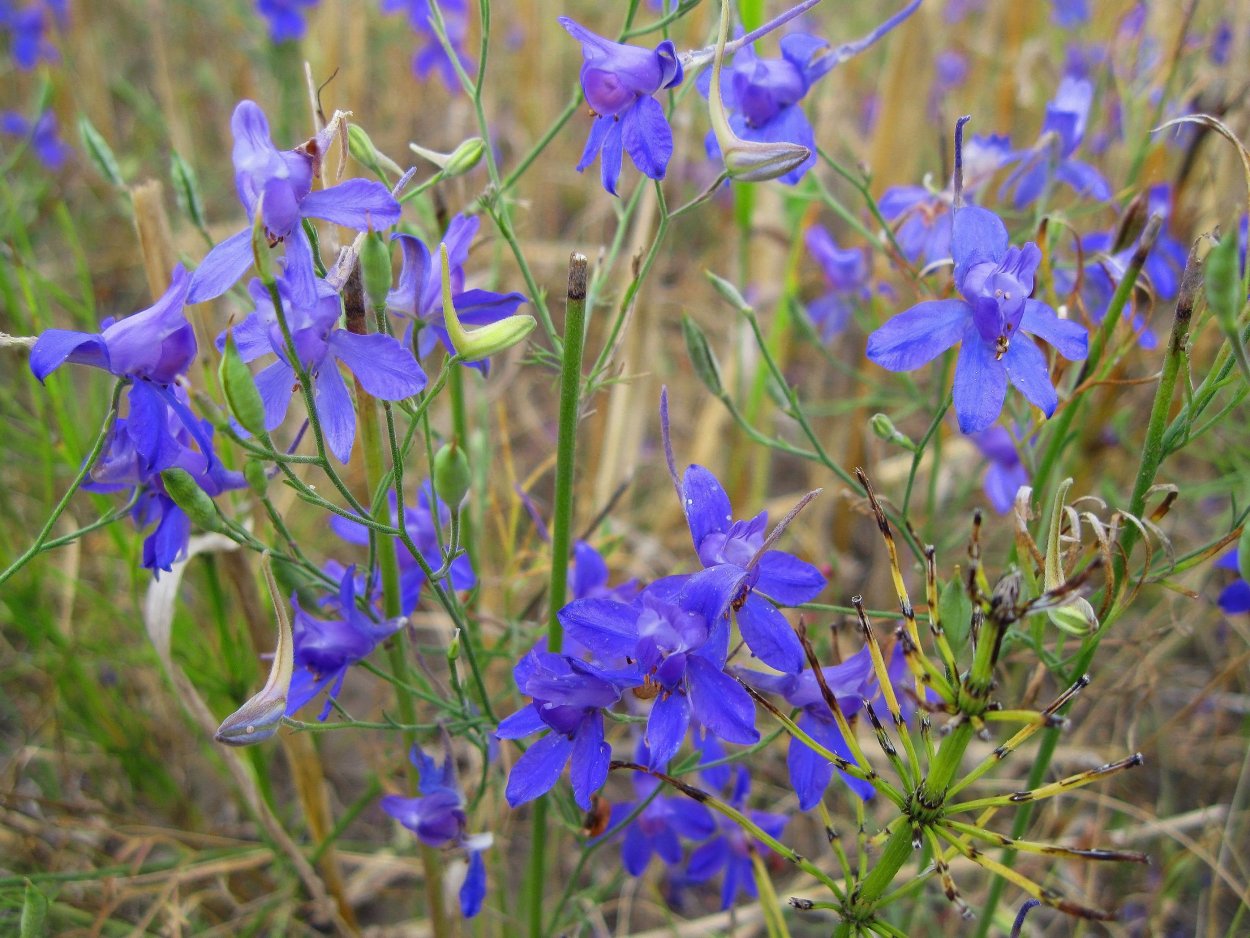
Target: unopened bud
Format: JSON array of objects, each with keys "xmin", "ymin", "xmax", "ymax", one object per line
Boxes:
[
  {"xmin": 870, "ymin": 413, "xmax": 915, "ymax": 451},
  {"xmin": 219, "ymin": 329, "xmax": 267, "ymax": 437},
  {"xmin": 433, "ymin": 440, "xmax": 472, "ymax": 508},
  {"xmin": 704, "ymin": 270, "xmax": 752, "ymax": 313},
  {"xmin": 215, "ymin": 581, "xmax": 294, "ymax": 747},
  {"xmin": 360, "ymin": 232, "xmax": 394, "ymax": 309},
  {"xmin": 244, "ymin": 458, "xmax": 268, "ymax": 495},
  {"xmin": 439, "ymin": 243, "xmax": 536, "ymax": 361},
  {"xmin": 348, "ymin": 123, "xmax": 403, "ymax": 178},
  {"xmin": 409, "ymin": 137, "xmax": 485, "ymax": 178},
  {"xmin": 682, "ymin": 314, "xmax": 725, "ymax": 398},
  {"xmin": 160, "ymin": 468, "xmax": 222, "ymax": 532},
  {"xmin": 448, "ymin": 628, "xmax": 461, "ymax": 661}
]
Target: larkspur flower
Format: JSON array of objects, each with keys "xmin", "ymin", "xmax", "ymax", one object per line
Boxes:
[
  {"xmin": 381, "ymin": 0, "xmax": 471, "ymax": 90},
  {"xmin": 254, "ymin": 0, "xmax": 319, "ymax": 43},
  {"xmin": 31, "ymin": 265, "xmax": 196, "ymax": 385},
  {"xmin": 1051, "ymin": 0, "xmax": 1090, "ymax": 28},
  {"xmin": 286, "ymin": 564, "xmax": 404, "ymax": 720},
  {"xmin": 560, "ymin": 587, "xmax": 760, "ymax": 768},
  {"xmin": 2, "ymin": 0, "xmax": 59, "ymax": 69},
  {"xmin": 1000, "ymin": 76, "xmax": 1110, "ymax": 208},
  {"xmin": 570, "ymin": 540, "xmax": 639, "ymax": 604},
  {"xmin": 385, "ymin": 214, "xmax": 527, "ymax": 372},
  {"xmin": 1216, "ymin": 551, "xmax": 1250, "ymax": 616},
  {"xmin": 223, "ymin": 258, "xmax": 426, "ymax": 463},
  {"xmin": 973, "ymin": 426, "xmax": 1029, "ymax": 513},
  {"xmin": 698, "ymin": 3, "xmax": 921, "ymax": 186},
  {"xmin": 665, "ymin": 459, "xmax": 825, "ymax": 675},
  {"xmin": 1, "ymin": 109, "xmax": 69, "ymax": 169},
  {"xmin": 329, "ymin": 485, "xmax": 475, "ymax": 614},
  {"xmin": 867, "ymin": 201, "xmax": 1089, "ymax": 434},
  {"xmin": 558, "ymin": 16, "xmax": 683, "ymax": 195},
  {"xmin": 497, "ymin": 645, "xmax": 639, "ymax": 809},
  {"xmin": 597, "ymin": 763, "xmax": 716, "ymax": 877},
  {"xmin": 188, "ymin": 100, "xmax": 401, "ymax": 303},
  {"xmin": 803, "ymin": 224, "xmax": 872, "ymax": 340},
  {"xmin": 684, "ymin": 768, "xmax": 787, "ymax": 910},
  {"xmin": 381, "ymin": 742, "xmax": 491, "ymax": 917},
  {"xmin": 736, "ymin": 646, "xmax": 877, "ymax": 809}
]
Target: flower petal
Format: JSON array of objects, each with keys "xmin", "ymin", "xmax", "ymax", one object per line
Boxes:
[
  {"xmin": 505, "ymin": 731, "xmax": 572, "ymax": 806},
  {"xmin": 569, "ymin": 712, "xmax": 610, "ymax": 810},
  {"xmin": 1020, "ymin": 299, "xmax": 1088, "ymax": 361},
  {"xmin": 29, "ymin": 329, "xmax": 108, "ymax": 381},
  {"xmin": 866, "ymin": 300, "xmax": 970, "ymax": 372},
  {"xmin": 300, "ymin": 178, "xmax": 401, "ymax": 230},
  {"xmin": 558, "ymin": 597, "xmax": 639, "ymax": 660},
  {"xmin": 314, "ymin": 360, "xmax": 356, "ymax": 463},
  {"xmin": 952, "ymin": 326, "xmax": 1007, "ymax": 433},
  {"xmin": 621, "ymin": 96, "xmax": 673, "ymax": 180},
  {"xmin": 1002, "ymin": 333, "xmax": 1058, "ymax": 417},
  {"xmin": 753, "ymin": 551, "xmax": 825, "ymax": 606},
  {"xmin": 646, "ymin": 691, "xmax": 690, "ymax": 768},
  {"xmin": 687, "ymin": 656, "xmax": 759, "ymax": 745},
  {"xmin": 328, "ymin": 331, "xmax": 426, "ymax": 400},
  {"xmin": 737, "ymin": 594, "xmax": 805, "ymax": 674},
  {"xmin": 188, "ymin": 228, "xmax": 253, "ymax": 303},
  {"xmin": 682, "ymin": 464, "xmax": 733, "ymax": 549},
  {"xmin": 952, "ymin": 205, "xmax": 1008, "ymax": 285}
]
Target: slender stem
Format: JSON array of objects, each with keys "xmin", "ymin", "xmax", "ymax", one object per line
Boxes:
[{"xmin": 0, "ymin": 378, "xmax": 124, "ymax": 586}]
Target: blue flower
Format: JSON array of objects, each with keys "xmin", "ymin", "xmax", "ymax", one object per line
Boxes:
[
  {"xmin": 736, "ymin": 646, "xmax": 877, "ymax": 809},
  {"xmin": 1051, "ymin": 0, "xmax": 1090, "ymax": 28},
  {"xmin": 972, "ymin": 426, "xmax": 1029, "ymax": 513},
  {"xmin": 380, "ymin": 0, "xmax": 471, "ymax": 91},
  {"xmin": 386, "ymin": 214, "xmax": 528, "ymax": 372},
  {"xmin": 600, "ymin": 769, "xmax": 716, "ymax": 876},
  {"xmin": 2, "ymin": 1, "xmax": 61, "ymax": 69},
  {"xmin": 804, "ymin": 225, "xmax": 871, "ymax": 340},
  {"xmin": 560, "ymin": 588, "xmax": 760, "ymax": 768},
  {"xmin": 1000, "ymin": 76, "xmax": 1110, "ymax": 208},
  {"xmin": 188, "ymin": 100, "xmax": 401, "ymax": 303},
  {"xmin": 684, "ymin": 768, "xmax": 787, "ymax": 910},
  {"xmin": 497, "ymin": 645, "xmax": 639, "ymax": 809},
  {"xmin": 671, "ymin": 464, "xmax": 825, "ymax": 674},
  {"xmin": 570, "ymin": 540, "xmax": 639, "ymax": 603},
  {"xmin": 286, "ymin": 564, "xmax": 404, "ymax": 720},
  {"xmin": 1, "ymin": 108, "xmax": 70, "ymax": 169},
  {"xmin": 254, "ymin": 0, "xmax": 319, "ymax": 43},
  {"xmin": 223, "ymin": 258, "xmax": 426, "ymax": 463},
  {"xmin": 381, "ymin": 743, "xmax": 491, "ymax": 917},
  {"xmin": 1216, "ymin": 551, "xmax": 1250, "ymax": 616},
  {"xmin": 867, "ymin": 203, "xmax": 1089, "ymax": 434},
  {"xmin": 559, "ymin": 16, "xmax": 683, "ymax": 195}
]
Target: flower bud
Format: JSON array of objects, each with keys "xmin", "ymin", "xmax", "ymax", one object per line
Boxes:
[
  {"xmin": 215, "ymin": 591, "xmax": 294, "ymax": 747},
  {"xmin": 705, "ymin": 270, "xmax": 752, "ymax": 313},
  {"xmin": 244, "ymin": 458, "xmax": 269, "ymax": 495},
  {"xmin": 439, "ymin": 243, "xmax": 536, "ymax": 361},
  {"xmin": 707, "ymin": 0, "xmax": 810, "ymax": 183},
  {"xmin": 360, "ymin": 231, "xmax": 394, "ymax": 309},
  {"xmin": 218, "ymin": 329, "xmax": 268, "ymax": 437},
  {"xmin": 681, "ymin": 314, "xmax": 725, "ymax": 398},
  {"xmin": 409, "ymin": 137, "xmax": 485, "ymax": 178},
  {"xmin": 160, "ymin": 468, "xmax": 222, "ymax": 532},
  {"xmin": 433, "ymin": 439, "xmax": 472, "ymax": 508},
  {"xmin": 870, "ymin": 413, "xmax": 915, "ymax": 451},
  {"xmin": 348, "ymin": 123, "xmax": 403, "ymax": 178}
]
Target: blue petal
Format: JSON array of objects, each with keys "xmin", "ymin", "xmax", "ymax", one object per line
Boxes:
[
  {"xmin": 254, "ymin": 360, "xmax": 296, "ymax": 432},
  {"xmin": 576, "ymin": 115, "xmax": 613, "ymax": 174},
  {"xmin": 679, "ymin": 563, "xmax": 748, "ymax": 626},
  {"xmin": 496, "ymin": 704, "xmax": 547, "ymax": 740},
  {"xmin": 188, "ymin": 228, "xmax": 253, "ymax": 303},
  {"xmin": 621, "ymin": 96, "xmax": 673, "ymax": 180},
  {"xmin": 753, "ymin": 551, "xmax": 825, "ymax": 606},
  {"xmin": 569, "ymin": 712, "xmax": 610, "ymax": 810},
  {"xmin": 329, "ymin": 331, "xmax": 426, "ymax": 400},
  {"xmin": 460, "ymin": 849, "xmax": 487, "ymax": 918},
  {"xmin": 1020, "ymin": 299, "xmax": 1088, "ymax": 361},
  {"xmin": 646, "ymin": 691, "xmax": 690, "ymax": 768},
  {"xmin": 621, "ymin": 823, "xmax": 653, "ymax": 876},
  {"xmin": 952, "ymin": 205, "xmax": 1008, "ymax": 286},
  {"xmin": 736, "ymin": 594, "xmax": 805, "ymax": 674},
  {"xmin": 505, "ymin": 732, "xmax": 572, "ymax": 806},
  {"xmin": 314, "ymin": 361, "xmax": 356, "ymax": 463},
  {"xmin": 599, "ymin": 118, "xmax": 625, "ymax": 196},
  {"xmin": 1218, "ymin": 580, "xmax": 1250, "ymax": 615},
  {"xmin": 29, "ymin": 329, "xmax": 108, "ymax": 381},
  {"xmin": 682, "ymin": 465, "xmax": 733, "ymax": 551},
  {"xmin": 866, "ymin": 299, "xmax": 970, "ymax": 372},
  {"xmin": 558, "ymin": 597, "xmax": 639, "ymax": 660},
  {"xmin": 1002, "ymin": 333, "xmax": 1058, "ymax": 417},
  {"xmin": 952, "ymin": 325, "xmax": 1007, "ymax": 434},
  {"xmin": 686, "ymin": 838, "xmax": 727, "ymax": 881},
  {"xmin": 301, "ymin": 178, "xmax": 402, "ymax": 230},
  {"xmin": 788, "ymin": 717, "xmax": 834, "ymax": 810},
  {"xmin": 687, "ymin": 656, "xmax": 759, "ymax": 744}
]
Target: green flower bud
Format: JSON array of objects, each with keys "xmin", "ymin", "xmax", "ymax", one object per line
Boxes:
[
  {"xmin": 1206, "ymin": 228, "xmax": 1242, "ymax": 329},
  {"xmin": 705, "ymin": 270, "xmax": 753, "ymax": 313},
  {"xmin": 244, "ymin": 458, "xmax": 269, "ymax": 495},
  {"xmin": 433, "ymin": 440, "xmax": 472, "ymax": 508},
  {"xmin": 170, "ymin": 150, "xmax": 207, "ymax": 233},
  {"xmin": 160, "ymin": 468, "xmax": 222, "ymax": 532},
  {"xmin": 218, "ymin": 329, "xmax": 268, "ymax": 438},
  {"xmin": 439, "ymin": 243, "xmax": 536, "ymax": 361},
  {"xmin": 682, "ymin": 314, "xmax": 725, "ymax": 398},
  {"xmin": 870, "ymin": 413, "xmax": 915, "ymax": 451},
  {"xmin": 409, "ymin": 137, "xmax": 485, "ymax": 178},
  {"xmin": 347, "ymin": 123, "xmax": 403, "ymax": 179},
  {"xmin": 77, "ymin": 115, "xmax": 125, "ymax": 188},
  {"xmin": 360, "ymin": 231, "xmax": 394, "ymax": 309},
  {"xmin": 448, "ymin": 627, "xmax": 461, "ymax": 662}
]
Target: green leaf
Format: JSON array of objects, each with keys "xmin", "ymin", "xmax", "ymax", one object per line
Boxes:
[
  {"xmin": 170, "ymin": 151, "xmax": 207, "ymax": 232},
  {"xmin": 938, "ymin": 577, "xmax": 972, "ymax": 654},
  {"xmin": 218, "ymin": 330, "xmax": 267, "ymax": 438},
  {"xmin": 76, "ymin": 117, "xmax": 125, "ymax": 188},
  {"xmin": 19, "ymin": 880, "xmax": 48, "ymax": 938},
  {"xmin": 681, "ymin": 314, "xmax": 725, "ymax": 398}
]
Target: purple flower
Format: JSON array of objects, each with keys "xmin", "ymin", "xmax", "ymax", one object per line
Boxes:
[
  {"xmin": 571, "ymin": 540, "xmax": 639, "ymax": 603},
  {"xmin": 188, "ymin": 100, "xmax": 401, "ymax": 303},
  {"xmin": 1051, "ymin": 0, "xmax": 1090, "ymax": 28},
  {"xmin": 497, "ymin": 645, "xmax": 639, "ymax": 809},
  {"xmin": 804, "ymin": 225, "xmax": 871, "ymax": 340},
  {"xmin": 736, "ymin": 646, "xmax": 877, "ymax": 809},
  {"xmin": 254, "ymin": 0, "xmax": 319, "ymax": 42},
  {"xmin": 385, "ymin": 214, "xmax": 528, "ymax": 372},
  {"xmin": 560, "ymin": 588, "xmax": 760, "ymax": 768},
  {"xmin": 286, "ymin": 564, "xmax": 404, "ymax": 720},
  {"xmin": 600, "ymin": 768, "xmax": 716, "ymax": 876},
  {"xmin": 381, "ymin": 0, "xmax": 471, "ymax": 90},
  {"xmin": 31, "ymin": 266, "xmax": 196, "ymax": 385},
  {"xmin": 1216, "ymin": 551, "xmax": 1250, "ymax": 615},
  {"xmin": 1, "ymin": 109, "xmax": 70, "ymax": 169},
  {"xmin": 3, "ymin": 1, "xmax": 59, "ymax": 69},
  {"xmin": 867, "ymin": 203, "xmax": 1089, "ymax": 434},
  {"xmin": 1000, "ymin": 77, "xmax": 1110, "ymax": 208},
  {"xmin": 684, "ymin": 768, "xmax": 787, "ymax": 910},
  {"xmin": 559, "ymin": 17, "xmax": 682, "ymax": 195},
  {"xmin": 381, "ymin": 743, "xmax": 490, "ymax": 917},
  {"xmin": 223, "ymin": 258, "xmax": 426, "ymax": 463},
  {"xmin": 972, "ymin": 426, "xmax": 1029, "ymax": 514},
  {"xmin": 669, "ymin": 463, "xmax": 825, "ymax": 675},
  {"xmin": 330, "ymin": 486, "xmax": 475, "ymax": 614}
]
